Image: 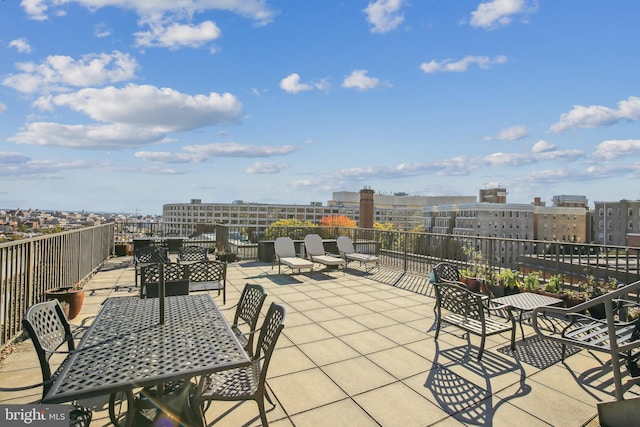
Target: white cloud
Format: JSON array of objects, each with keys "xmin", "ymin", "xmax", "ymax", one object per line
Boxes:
[
  {"xmin": 0, "ymin": 152, "xmax": 31, "ymax": 164},
  {"xmin": 2, "ymin": 51, "xmax": 138, "ymax": 94},
  {"xmin": 10, "ymin": 84, "xmax": 243, "ymax": 149},
  {"xmin": 593, "ymin": 139, "xmax": 640, "ymax": 160},
  {"xmin": 550, "ymin": 96, "xmax": 640, "ymax": 133},
  {"xmin": 94, "ymin": 23, "xmax": 112, "ymax": 38},
  {"xmin": 135, "ymin": 143, "xmax": 297, "ymax": 163},
  {"xmin": 35, "ymin": 84, "xmax": 242, "ymax": 132},
  {"xmin": 483, "ymin": 124, "xmax": 528, "ymax": 141},
  {"xmin": 280, "ymin": 73, "xmax": 312, "ymax": 94},
  {"xmin": 8, "ymin": 38, "xmax": 32, "ymax": 53},
  {"xmin": 531, "ymin": 140, "xmax": 555, "ymax": 153},
  {"xmin": 342, "ymin": 69, "xmax": 385, "ymax": 90},
  {"xmin": 10, "ymin": 122, "xmax": 168, "ymax": 150},
  {"xmin": 469, "ymin": 0, "xmax": 535, "ymax": 30},
  {"xmin": 21, "ymin": 0, "xmax": 48, "ymax": 21},
  {"xmin": 0, "ymin": 102, "xmax": 7, "ymax": 114},
  {"xmin": 22, "ymin": 0, "xmax": 276, "ymax": 26},
  {"xmin": 134, "ymin": 20, "xmax": 221, "ymax": 49},
  {"xmin": 246, "ymin": 161, "xmax": 289, "ymax": 174},
  {"xmin": 420, "ymin": 55, "xmax": 507, "ymax": 73},
  {"xmin": 363, "ymin": 0, "xmax": 405, "ymax": 34}
]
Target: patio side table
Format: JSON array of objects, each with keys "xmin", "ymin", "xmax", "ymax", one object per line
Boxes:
[{"xmin": 492, "ymin": 292, "xmax": 564, "ymax": 340}]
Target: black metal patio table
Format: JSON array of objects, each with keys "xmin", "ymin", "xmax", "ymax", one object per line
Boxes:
[
  {"xmin": 492, "ymin": 292, "xmax": 564, "ymax": 340},
  {"xmin": 41, "ymin": 294, "xmax": 250, "ymax": 425}
]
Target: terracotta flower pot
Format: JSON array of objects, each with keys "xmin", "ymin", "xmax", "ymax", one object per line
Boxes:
[{"xmin": 45, "ymin": 287, "xmax": 85, "ymax": 320}]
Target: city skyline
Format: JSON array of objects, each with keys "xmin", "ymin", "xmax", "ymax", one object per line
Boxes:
[{"xmin": 1, "ymin": 1, "xmax": 639, "ymax": 215}]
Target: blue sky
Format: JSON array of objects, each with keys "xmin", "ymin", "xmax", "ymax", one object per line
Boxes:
[{"xmin": 1, "ymin": 1, "xmax": 639, "ymax": 215}]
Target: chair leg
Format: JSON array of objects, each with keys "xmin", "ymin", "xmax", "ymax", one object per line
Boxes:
[
  {"xmin": 256, "ymin": 397, "xmax": 269, "ymax": 427},
  {"xmin": 477, "ymin": 336, "xmax": 486, "ymax": 361}
]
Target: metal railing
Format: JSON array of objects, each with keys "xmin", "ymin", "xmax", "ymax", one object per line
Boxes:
[
  {"xmin": 0, "ymin": 223, "xmax": 114, "ymax": 348},
  {"xmin": 3, "ymin": 221, "xmax": 640, "ymax": 352}
]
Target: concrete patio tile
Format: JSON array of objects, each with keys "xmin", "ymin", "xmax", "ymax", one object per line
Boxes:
[
  {"xmin": 404, "ymin": 337, "xmax": 439, "ymax": 362},
  {"xmin": 403, "ymin": 367, "xmax": 490, "ymax": 412},
  {"xmin": 384, "ymin": 295, "xmax": 425, "ymax": 308},
  {"xmin": 495, "ymin": 380, "xmax": 598, "ymax": 426},
  {"xmin": 268, "ymin": 346, "xmax": 317, "ymax": 377},
  {"xmin": 332, "ymin": 302, "xmax": 375, "ymax": 317},
  {"xmin": 282, "ymin": 311, "xmax": 314, "ymax": 327},
  {"xmin": 304, "ymin": 289, "xmax": 339, "ymax": 299},
  {"xmin": 298, "ymin": 338, "xmax": 360, "ymax": 366},
  {"xmin": 342, "ymin": 293, "xmax": 379, "ymax": 303},
  {"xmin": 303, "ymin": 306, "xmax": 346, "ymax": 323},
  {"xmin": 287, "ymin": 298, "xmax": 328, "ymax": 312},
  {"xmin": 358, "ymin": 299, "xmax": 400, "ymax": 313},
  {"xmin": 315, "ymin": 295, "xmax": 355, "ymax": 307},
  {"xmin": 382, "ymin": 306, "xmax": 428, "ymax": 323},
  {"xmin": 340, "ymin": 330, "xmax": 398, "ymax": 355},
  {"xmin": 375, "ymin": 323, "xmax": 431, "ymax": 346},
  {"xmin": 274, "ymin": 290, "xmax": 310, "ymax": 303},
  {"xmin": 317, "ymin": 317, "xmax": 369, "ymax": 336},
  {"xmin": 200, "ymin": 395, "xmax": 291, "ymax": 427},
  {"xmin": 267, "ymin": 368, "xmax": 348, "ymax": 415},
  {"xmin": 354, "ymin": 381, "xmax": 450, "ymax": 427},
  {"xmin": 351, "ymin": 312, "xmax": 398, "ymax": 329},
  {"xmin": 366, "ymin": 346, "xmax": 431, "ymax": 379},
  {"xmin": 283, "ymin": 323, "xmax": 334, "ymax": 345},
  {"xmin": 321, "ymin": 356, "xmax": 396, "ymax": 395},
  {"xmin": 289, "ymin": 398, "xmax": 379, "ymax": 427}
]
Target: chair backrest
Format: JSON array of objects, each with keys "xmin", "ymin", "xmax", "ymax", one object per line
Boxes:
[
  {"xmin": 303, "ymin": 234, "xmax": 326, "ymax": 256},
  {"xmin": 274, "ymin": 237, "xmax": 296, "ymax": 258},
  {"xmin": 22, "ymin": 300, "xmax": 75, "ymax": 398},
  {"xmin": 336, "ymin": 236, "xmax": 356, "ymax": 255},
  {"xmin": 254, "ymin": 302, "xmax": 286, "ymax": 383},
  {"xmin": 433, "ymin": 262, "xmax": 461, "ymax": 283},
  {"xmin": 187, "ymin": 260, "xmax": 226, "ymax": 283},
  {"xmin": 140, "ymin": 262, "xmax": 188, "ymax": 298},
  {"xmin": 135, "ymin": 246, "xmax": 169, "ymax": 264},
  {"xmin": 234, "ymin": 283, "xmax": 267, "ymax": 327},
  {"xmin": 233, "ymin": 284, "xmax": 267, "ymax": 353},
  {"xmin": 434, "ymin": 282, "xmax": 486, "ymax": 323},
  {"xmin": 177, "ymin": 246, "xmax": 209, "ymax": 263}
]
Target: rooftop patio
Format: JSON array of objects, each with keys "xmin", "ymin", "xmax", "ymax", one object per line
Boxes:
[{"xmin": 1, "ymin": 256, "xmax": 638, "ymax": 426}]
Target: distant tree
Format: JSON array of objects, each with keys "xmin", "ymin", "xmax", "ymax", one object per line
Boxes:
[
  {"xmin": 264, "ymin": 219, "xmax": 317, "ymax": 240},
  {"xmin": 374, "ymin": 222, "xmax": 395, "ymax": 231},
  {"xmin": 318, "ymin": 214, "xmax": 356, "ymax": 228}
]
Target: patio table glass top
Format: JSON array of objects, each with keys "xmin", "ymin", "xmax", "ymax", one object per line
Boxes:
[{"xmin": 42, "ymin": 294, "xmax": 250, "ymax": 404}]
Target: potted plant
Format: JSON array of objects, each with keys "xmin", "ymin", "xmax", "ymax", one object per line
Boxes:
[
  {"xmin": 216, "ymin": 251, "xmax": 238, "ymax": 263},
  {"xmin": 45, "ymin": 284, "xmax": 85, "ymax": 320},
  {"xmin": 522, "ymin": 271, "xmax": 542, "ymax": 293},
  {"xmin": 584, "ymin": 275, "xmax": 612, "ymax": 319},
  {"xmin": 627, "ymin": 306, "xmax": 640, "ymax": 322},
  {"xmin": 497, "ymin": 268, "xmax": 521, "ymax": 296}
]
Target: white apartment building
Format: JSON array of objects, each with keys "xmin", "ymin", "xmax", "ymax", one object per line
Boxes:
[{"xmin": 162, "ymin": 192, "xmax": 476, "ymax": 236}]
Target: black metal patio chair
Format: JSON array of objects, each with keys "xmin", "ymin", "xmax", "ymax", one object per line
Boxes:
[
  {"xmin": 186, "ymin": 260, "xmax": 227, "ymax": 304},
  {"xmin": 193, "ymin": 302, "xmax": 286, "ymax": 427},
  {"xmin": 229, "ymin": 283, "xmax": 268, "ymax": 357},
  {"xmin": 177, "ymin": 245, "xmax": 209, "ymax": 264},
  {"xmin": 139, "ymin": 262, "xmax": 189, "ymax": 298},
  {"xmin": 11, "ymin": 300, "xmax": 93, "ymax": 427}
]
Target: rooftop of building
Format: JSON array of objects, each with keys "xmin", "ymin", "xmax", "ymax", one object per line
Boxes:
[{"xmin": 2, "ymin": 256, "xmax": 638, "ymax": 426}]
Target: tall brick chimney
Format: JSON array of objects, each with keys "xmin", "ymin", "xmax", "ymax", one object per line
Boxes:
[{"xmin": 359, "ymin": 188, "xmax": 375, "ymax": 229}]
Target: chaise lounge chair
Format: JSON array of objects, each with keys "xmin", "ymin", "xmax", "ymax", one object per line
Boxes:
[
  {"xmin": 303, "ymin": 234, "xmax": 345, "ymax": 273},
  {"xmin": 336, "ymin": 235, "xmax": 379, "ymax": 271},
  {"xmin": 274, "ymin": 236, "xmax": 314, "ymax": 274}
]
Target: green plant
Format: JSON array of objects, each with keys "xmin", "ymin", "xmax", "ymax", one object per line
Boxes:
[
  {"xmin": 626, "ymin": 306, "xmax": 640, "ymax": 321},
  {"xmin": 462, "ymin": 243, "xmax": 489, "ymax": 280},
  {"xmin": 544, "ymin": 273, "xmax": 564, "ymax": 294},
  {"xmin": 498, "ymin": 268, "xmax": 520, "ymax": 289},
  {"xmin": 522, "ymin": 271, "xmax": 541, "ymax": 292},
  {"xmin": 584, "ymin": 274, "xmax": 605, "ymax": 299}
]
